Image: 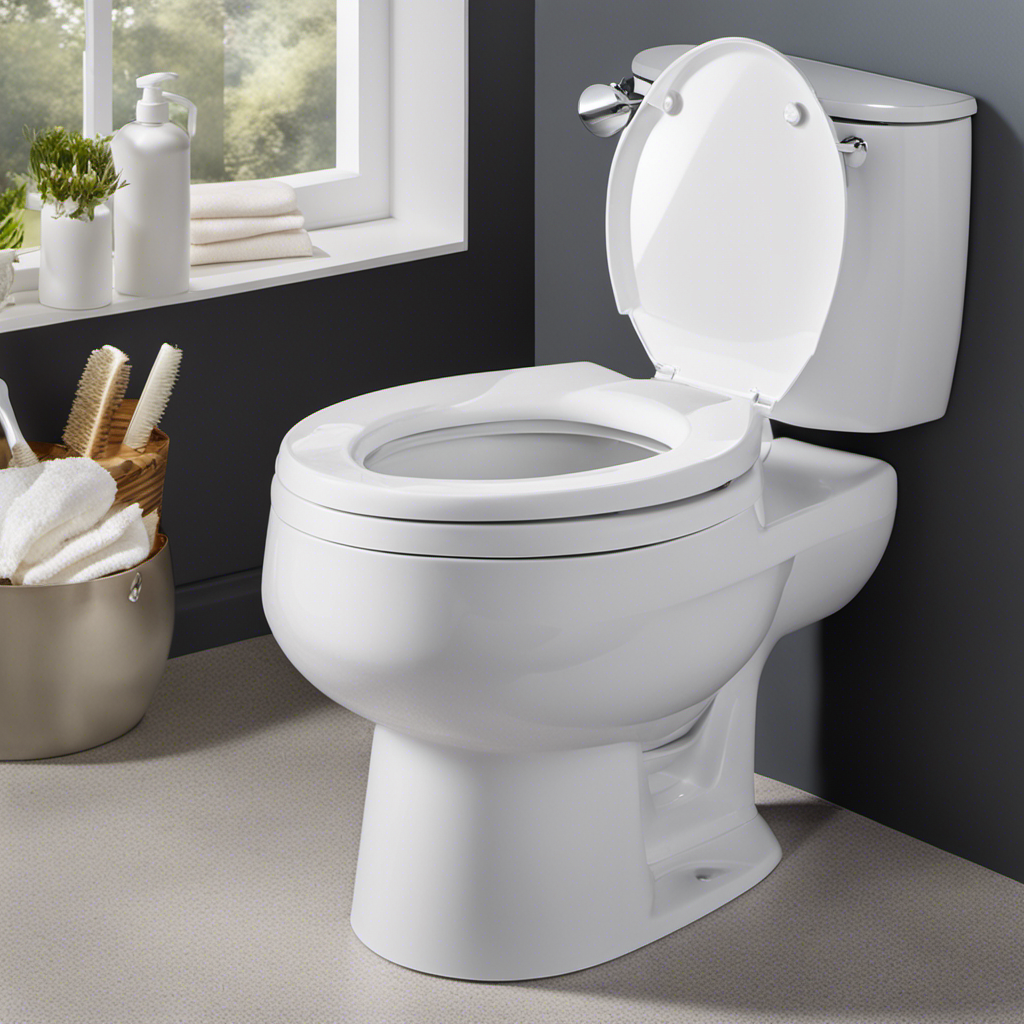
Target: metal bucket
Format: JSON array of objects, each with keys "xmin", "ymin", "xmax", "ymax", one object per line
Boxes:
[{"xmin": 0, "ymin": 535, "xmax": 174, "ymax": 760}]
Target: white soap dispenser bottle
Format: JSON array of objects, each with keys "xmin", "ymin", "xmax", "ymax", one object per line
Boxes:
[{"xmin": 112, "ymin": 72, "xmax": 196, "ymax": 297}]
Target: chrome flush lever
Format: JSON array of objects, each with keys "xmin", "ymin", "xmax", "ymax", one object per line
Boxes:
[
  {"xmin": 838, "ymin": 135, "xmax": 868, "ymax": 167},
  {"xmin": 578, "ymin": 76, "xmax": 643, "ymax": 137}
]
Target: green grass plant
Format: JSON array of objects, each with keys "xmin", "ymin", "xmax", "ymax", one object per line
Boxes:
[{"xmin": 26, "ymin": 127, "xmax": 126, "ymax": 221}]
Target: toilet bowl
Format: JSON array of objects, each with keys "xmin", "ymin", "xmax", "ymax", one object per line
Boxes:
[
  {"xmin": 265, "ymin": 424, "xmax": 895, "ymax": 979},
  {"xmin": 264, "ymin": 37, "xmax": 971, "ymax": 979}
]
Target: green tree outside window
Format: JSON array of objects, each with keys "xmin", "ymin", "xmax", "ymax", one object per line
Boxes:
[{"xmin": 1, "ymin": 0, "xmax": 338, "ymax": 195}]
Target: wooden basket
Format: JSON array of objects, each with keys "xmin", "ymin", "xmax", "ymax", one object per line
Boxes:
[{"xmin": 23, "ymin": 398, "xmax": 169, "ymax": 523}]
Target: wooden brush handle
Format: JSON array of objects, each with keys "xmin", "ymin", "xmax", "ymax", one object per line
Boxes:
[{"xmin": 27, "ymin": 400, "xmax": 170, "ymax": 521}]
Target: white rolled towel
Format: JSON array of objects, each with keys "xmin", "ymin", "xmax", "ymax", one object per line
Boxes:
[
  {"xmin": 0, "ymin": 458, "xmax": 115, "ymax": 579},
  {"xmin": 191, "ymin": 180, "xmax": 298, "ymax": 220},
  {"xmin": 190, "ymin": 213, "xmax": 305, "ymax": 245},
  {"xmin": 0, "ymin": 462, "xmax": 44, "ymax": 522},
  {"xmin": 15, "ymin": 503, "xmax": 148, "ymax": 586},
  {"xmin": 190, "ymin": 229, "xmax": 313, "ymax": 266}
]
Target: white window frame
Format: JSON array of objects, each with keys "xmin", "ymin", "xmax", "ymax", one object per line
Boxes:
[
  {"xmin": 5, "ymin": 0, "xmax": 466, "ymax": 334},
  {"xmin": 288, "ymin": 0, "xmax": 391, "ymax": 228}
]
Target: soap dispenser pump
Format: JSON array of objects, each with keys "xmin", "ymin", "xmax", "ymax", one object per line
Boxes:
[{"xmin": 112, "ymin": 72, "xmax": 197, "ymax": 297}]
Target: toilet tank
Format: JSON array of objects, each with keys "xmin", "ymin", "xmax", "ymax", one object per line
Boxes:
[{"xmin": 632, "ymin": 46, "xmax": 977, "ymax": 432}]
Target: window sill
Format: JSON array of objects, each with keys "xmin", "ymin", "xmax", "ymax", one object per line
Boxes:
[{"xmin": 0, "ymin": 218, "xmax": 466, "ymax": 336}]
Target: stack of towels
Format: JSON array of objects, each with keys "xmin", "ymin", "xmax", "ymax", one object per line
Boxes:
[
  {"xmin": 0, "ymin": 458, "xmax": 152, "ymax": 586},
  {"xmin": 190, "ymin": 180, "xmax": 313, "ymax": 266}
]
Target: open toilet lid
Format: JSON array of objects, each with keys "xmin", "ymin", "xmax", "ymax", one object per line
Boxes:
[{"xmin": 606, "ymin": 37, "xmax": 848, "ymax": 409}]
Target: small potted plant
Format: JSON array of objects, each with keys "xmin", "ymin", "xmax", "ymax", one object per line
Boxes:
[
  {"xmin": 27, "ymin": 127, "xmax": 127, "ymax": 310},
  {"xmin": 0, "ymin": 183, "xmax": 26, "ymax": 310}
]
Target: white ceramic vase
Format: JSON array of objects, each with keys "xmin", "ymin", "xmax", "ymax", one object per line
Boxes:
[
  {"xmin": 0, "ymin": 251, "xmax": 16, "ymax": 309},
  {"xmin": 39, "ymin": 202, "xmax": 112, "ymax": 310}
]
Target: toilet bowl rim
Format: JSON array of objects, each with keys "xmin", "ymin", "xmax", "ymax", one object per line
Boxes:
[{"xmin": 269, "ymin": 460, "xmax": 764, "ymax": 559}]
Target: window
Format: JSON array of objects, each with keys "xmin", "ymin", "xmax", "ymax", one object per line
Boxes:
[
  {"xmin": 1, "ymin": 0, "xmax": 84, "ymax": 245},
  {"xmin": 0, "ymin": 0, "xmax": 466, "ymax": 334},
  {"xmin": 3, "ymin": 0, "xmax": 390, "ymax": 229}
]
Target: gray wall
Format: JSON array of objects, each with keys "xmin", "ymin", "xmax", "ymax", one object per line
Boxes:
[{"xmin": 536, "ymin": 2, "xmax": 1024, "ymax": 881}]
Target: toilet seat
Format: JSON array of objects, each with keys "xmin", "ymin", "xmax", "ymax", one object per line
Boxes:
[
  {"xmin": 275, "ymin": 362, "xmax": 762, "ymax": 523},
  {"xmin": 275, "ymin": 39, "xmax": 847, "ymax": 530},
  {"xmin": 271, "ymin": 461, "xmax": 764, "ymax": 558}
]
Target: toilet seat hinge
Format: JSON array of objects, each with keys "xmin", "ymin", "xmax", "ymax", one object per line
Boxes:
[{"xmin": 655, "ymin": 366, "xmax": 777, "ymax": 413}]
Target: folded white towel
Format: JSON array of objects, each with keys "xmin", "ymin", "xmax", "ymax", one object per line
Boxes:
[
  {"xmin": 190, "ymin": 213, "xmax": 305, "ymax": 246},
  {"xmin": 190, "ymin": 229, "xmax": 313, "ymax": 266},
  {"xmin": 0, "ymin": 458, "xmax": 115, "ymax": 579},
  {"xmin": 46, "ymin": 514, "xmax": 149, "ymax": 585},
  {"xmin": 191, "ymin": 180, "xmax": 298, "ymax": 220},
  {"xmin": 142, "ymin": 509, "xmax": 159, "ymax": 552},
  {"xmin": 15, "ymin": 503, "xmax": 147, "ymax": 585},
  {"xmin": 0, "ymin": 463, "xmax": 44, "ymax": 523}
]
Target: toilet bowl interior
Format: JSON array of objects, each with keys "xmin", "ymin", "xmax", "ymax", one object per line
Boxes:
[{"xmin": 362, "ymin": 419, "xmax": 669, "ymax": 481}]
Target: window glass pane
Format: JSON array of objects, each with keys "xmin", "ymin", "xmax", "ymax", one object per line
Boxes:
[
  {"xmin": 112, "ymin": 0, "xmax": 226, "ymax": 181},
  {"xmin": 112, "ymin": 0, "xmax": 337, "ymax": 184},
  {"xmin": 0, "ymin": 0, "xmax": 85, "ymax": 243}
]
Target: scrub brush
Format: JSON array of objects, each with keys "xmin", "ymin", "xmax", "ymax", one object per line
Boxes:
[
  {"xmin": 63, "ymin": 345, "xmax": 131, "ymax": 459},
  {"xmin": 123, "ymin": 344, "xmax": 182, "ymax": 451},
  {"xmin": 0, "ymin": 378, "xmax": 39, "ymax": 467}
]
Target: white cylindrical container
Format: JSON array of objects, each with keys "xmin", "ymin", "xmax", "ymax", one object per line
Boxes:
[
  {"xmin": 111, "ymin": 72, "xmax": 196, "ymax": 298},
  {"xmin": 39, "ymin": 202, "xmax": 112, "ymax": 310}
]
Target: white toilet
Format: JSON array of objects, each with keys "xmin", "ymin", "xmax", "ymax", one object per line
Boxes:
[{"xmin": 263, "ymin": 38, "xmax": 974, "ymax": 980}]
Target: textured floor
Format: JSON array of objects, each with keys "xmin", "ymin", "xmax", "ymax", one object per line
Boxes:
[{"xmin": 1, "ymin": 637, "xmax": 1022, "ymax": 1024}]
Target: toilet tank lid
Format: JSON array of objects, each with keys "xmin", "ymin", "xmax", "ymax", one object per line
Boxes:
[{"xmin": 632, "ymin": 45, "xmax": 977, "ymax": 124}]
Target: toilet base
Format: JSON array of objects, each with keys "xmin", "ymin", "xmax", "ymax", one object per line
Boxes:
[
  {"xmin": 645, "ymin": 811, "xmax": 781, "ymax": 938},
  {"xmin": 353, "ymin": 800, "xmax": 779, "ymax": 980},
  {"xmin": 350, "ymin": 656, "xmax": 779, "ymax": 980}
]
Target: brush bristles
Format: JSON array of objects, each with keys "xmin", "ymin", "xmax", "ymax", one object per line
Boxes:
[
  {"xmin": 63, "ymin": 345, "xmax": 131, "ymax": 459},
  {"xmin": 9, "ymin": 441, "xmax": 39, "ymax": 467},
  {"xmin": 123, "ymin": 344, "xmax": 182, "ymax": 450}
]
